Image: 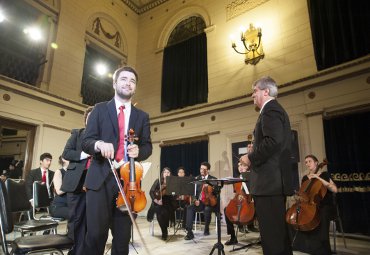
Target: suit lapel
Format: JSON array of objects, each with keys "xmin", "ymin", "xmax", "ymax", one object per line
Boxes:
[
  {"xmin": 107, "ymin": 99, "xmax": 118, "ymax": 137},
  {"xmin": 128, "ymin": 105, "xmax": 138, "ymax": 132}
]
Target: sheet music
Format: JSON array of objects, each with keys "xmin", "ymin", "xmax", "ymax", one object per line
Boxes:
[{"xmin": 141, "ymin": 162, "xmax": 152, "ymax": 178}]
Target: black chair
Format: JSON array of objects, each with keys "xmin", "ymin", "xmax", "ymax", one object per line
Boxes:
[
  {"xmin": 0, "ymin": 180, "xmax": 73, "ymax": 255},
  {"xmin": 32, "ymin": 181, "xmax": 64, "ymax": 222},
  {"xmin": 4, "ymin": 179, "xmax": 58, "ymax": 236}
]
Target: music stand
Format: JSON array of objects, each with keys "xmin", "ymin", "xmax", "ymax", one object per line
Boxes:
[
  {"xmin": 165, "ymin": 176, "xmax": 194, "ymax": 242},
  {"xmin": 197, "ymin": 177, "xmax": 243, "ymax": 255}
]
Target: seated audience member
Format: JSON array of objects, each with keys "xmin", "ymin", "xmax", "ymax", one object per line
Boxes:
[
  {"xmin": 50, "ymin": 156, "xmax": 69, "ymax": 220},
  {"xmin": 25, "ymin": 153, "xmax": 55, "ymax": 204}
]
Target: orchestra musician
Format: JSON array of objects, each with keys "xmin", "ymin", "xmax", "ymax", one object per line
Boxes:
[
  {"xmin": 149, "ymin": 167, "xmax": 176, "ymax": 240},
  {"xmin": 224, "ymin": 161, "xmax": 257, "ymax": 245},
  {"xmin": 184, "ymin": 162, "xmax": 217, "ymax": 240},
  {"xmin": 291, "ymin": 154, "xmax": 338, "ymax": 255},
  {"xmin": 176, "ymin": 166, "xmax": 188, "ymax": 228},
  {"xmin": 81, "ymin": 66, "xmax": 152, "ymax": 255}
]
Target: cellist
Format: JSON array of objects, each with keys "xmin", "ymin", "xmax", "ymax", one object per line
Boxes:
[
  {"xmin": 149, "ymin": 167, "xmax": 176, "ymax": 240},
  {"xmin": 292, "ymin": 154, "xmax": 337, "ymax": 255},
  {"xmin": 224, "ymin": 161, "xmax": 258, "ymax": 245}
]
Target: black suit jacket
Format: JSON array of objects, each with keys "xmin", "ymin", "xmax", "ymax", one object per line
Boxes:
[
  {"xmin": 61, "ymin": 128, "xmax": 88, "ymax": 193},
  {"xmin": 248, "ymin": 100, "xmax": 293, "ymax": 196},
  {"xmin": 193, "ymin": 174, "xmax": 217, "ymax": 198},
  {"xmin": 82, "ymin": 99, "xmax": 152, "ymax": 191},
  {"xmin": 25, "ymin": 168, "xmax": 54, "ymax": 200}
]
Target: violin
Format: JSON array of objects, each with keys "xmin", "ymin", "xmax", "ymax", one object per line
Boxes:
[
  {"xmin": 201, "ymin": 184, "xmax": 217, "ymax": 207},
  {"xmin": 154, "ymin": 183, "xmax": 166, "ymax": 200},
  {"xmin": 286, "ymin": 159, "xmax": 328, "ymax": 231},
  {"xmin": 225, "ymin": 181, "xmax": 255, "ymax": 225},
  {"xmin": 116, "ymin": 129, "xmax": 147, "ymax": 213}
]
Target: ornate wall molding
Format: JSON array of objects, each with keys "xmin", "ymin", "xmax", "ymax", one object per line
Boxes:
[
  {"xmin": 121, "ymin": 0, "xmax": 170, "ymax": 14},
  {"xmin": 226, "ymin": 0, "xmax": 270, "ymax": 21},
  {"xmin": 92, "ymin": 18, "xmax": 122, "ymax": 49}
]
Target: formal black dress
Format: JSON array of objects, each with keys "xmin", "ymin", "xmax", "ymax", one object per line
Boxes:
[
  {"xmin": 149, "ymin": 179, "xmax": 176, "ymax": 239},
  {"xmin": 291, "ymin": 172, "xmax": 335, "ymax": 255}
]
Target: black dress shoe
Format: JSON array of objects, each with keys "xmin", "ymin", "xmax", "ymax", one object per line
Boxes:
[
  {"xmin": 225, "ymin": 238, "xmax": 238, "ymax": 245},
  {"xmin": 203, "ymin": 230, "xmax": 210, "ymax": 236},
  {"xmin": 162, "ymin": 234, "xmax": 168, "ymax": 240},
  {"xmin": 184, "ymin": 232, "xmax": 194, "ymax": 240}
]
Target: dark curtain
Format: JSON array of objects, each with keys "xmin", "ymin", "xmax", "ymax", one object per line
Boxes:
[
  {"xmin": 161, "ymin": 33, "xmax": 208, "ymax": 112},
  {"xmin": 160, "ymin": 140, "xmax": 208, "ymax": 177},
  {"xmin": 323, "ymin": 111, "xmax": 370, "ymax": 235},
  {"xmin": 307, "ymin": 0, "xmax": 370, "ymax": 70}
]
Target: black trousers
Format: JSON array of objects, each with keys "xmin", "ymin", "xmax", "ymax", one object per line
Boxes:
[
  {"xmin": 185, "ymin": 202, "xmax": 214, "ymax": 232},
  {"xmin": 81, "ymin": 173, "xmax": 132, "ymax": 255},
  {"xmin": 253, "ymin": 195, "xmax": 292, "ymax": 255},
  {"xmin": 67, "ymin": 192, "xmax": 86, "ymax": 254}
]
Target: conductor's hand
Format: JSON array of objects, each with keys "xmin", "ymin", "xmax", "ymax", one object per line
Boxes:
[
  {"xmin": 127, "ymin": 144, "xmax": 139, "ymax": 158},
  {"xmin": 96, "ymin": 141, "xmax": 115, "ymax": 159}
]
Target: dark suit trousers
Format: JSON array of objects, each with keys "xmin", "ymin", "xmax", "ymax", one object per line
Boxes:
[
  {"xmin": 81, "ymin": 173, "xmax": 132, "ymax": 255},
  {"xmin": 67, "ymin": 192, "xmax": 86, "ymax": 254},
  {"xmin": 186, "ymin": 203, "xmax": 214, "ymax": 232},
  {"xmin": 253, "ymin": 195, "xmax": 292, "ymax": 255}
]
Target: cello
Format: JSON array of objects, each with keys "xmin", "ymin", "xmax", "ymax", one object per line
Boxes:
[
  {"xmin": 116, "ymin": 129, "xmax": 147, "ymax": 213},
  {"xmin": 286, "ymin": 159, "xmax": 328, "ymax": 231}
]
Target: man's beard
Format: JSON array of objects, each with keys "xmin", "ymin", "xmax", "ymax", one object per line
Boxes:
[{"xmin": 117, "ymin": 90, "xmax": 134, "ymax": 100}]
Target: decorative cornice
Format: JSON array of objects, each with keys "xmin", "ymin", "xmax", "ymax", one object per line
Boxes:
[
  {"xmin": 121, "ymin": 0, "xmax": 170, "ymax": 14},
  {"xmin": 226, "ymin": 0, "xmax": 270, "ymax": 21},
  {"xmin": 0, "ymin": 75, "xmax": 86, "ymax": 114},
  {"xmin": 150, "ymin": 56, "xmax": 370, "ymax": 125},
  {"xmin": 43, "ymin": 124, "xmax": 71, "ymax": 133}
]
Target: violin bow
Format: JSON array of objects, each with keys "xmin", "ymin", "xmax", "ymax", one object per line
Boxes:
[{"xmin": 108, "ymin": 158, "xmax": 151, "ymax": 255}]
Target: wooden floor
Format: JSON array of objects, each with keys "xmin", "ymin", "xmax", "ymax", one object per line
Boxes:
[{"xmin": 3, "ymin": 217, "xmax": 370, "ymax": 255}]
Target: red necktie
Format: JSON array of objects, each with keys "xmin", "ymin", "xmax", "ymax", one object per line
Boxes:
[
  {"xmin": 85, "ymin": 157, "xmax": 91, "ymax": 170},
  {"xmin": 200, "ymin": 177, "xmax": 206, "ymax": 202},
  {"xmin": 115, "ymin": 105, "xmax": 125, "ymax": 162},
  {"xmin": 42, "ymin": 170, "xmax": 46, "ymax": 183}
]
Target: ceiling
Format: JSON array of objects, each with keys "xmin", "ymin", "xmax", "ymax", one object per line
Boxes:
[{"xmin": 122, "ymin": 0, "xmax": 170, "ymax": 14}]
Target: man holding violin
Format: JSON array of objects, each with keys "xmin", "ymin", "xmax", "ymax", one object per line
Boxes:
[
  {"xmin": 81, "ymin": 66, "xmax": 152, "ymax": 255},
  {"xmin": 184, "ymin": 162, "xmax": 217, "ymax": 240}
]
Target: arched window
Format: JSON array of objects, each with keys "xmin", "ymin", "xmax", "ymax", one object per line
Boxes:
[
  {"xmin": 81, "ymin": 16, "xmax": 127, "ymax": 106},
  {"xmin": 161, "ymin": 16, "xmax": 208, "ymax": 112}
]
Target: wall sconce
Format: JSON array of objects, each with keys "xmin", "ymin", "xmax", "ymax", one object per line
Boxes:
[{"xmin": 230, "ymin": 23, "xmax": 264, "ymax": 65}]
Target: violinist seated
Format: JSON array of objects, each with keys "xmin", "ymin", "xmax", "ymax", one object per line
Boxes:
[
  {"xmin": 224, "ymin": 162, "xmax": 258, "ymax": 246},
  {"xmin": 291, "ymin": 154, "xmax": 338, "ymax": 255},
  {"xmin": 149, "ymin": 167, "xmax": 176, "ymax": 240},
  {"xmin": 184, "ymin": 162, "xmax": 217, "ymax": 240}
]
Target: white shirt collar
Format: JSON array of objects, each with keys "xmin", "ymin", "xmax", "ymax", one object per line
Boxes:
[
  {"xmin": 114, "ymin": 98, "xmax": 131, "ymax": 115},
  {"xmin": 259, "ymin": 98, "xmax": 274, "ymax": 114}
]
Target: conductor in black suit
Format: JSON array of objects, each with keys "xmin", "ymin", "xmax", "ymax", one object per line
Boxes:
[
  {"xmin": 61, "ymin": 106, "xmax": 94, "ymax": 255},
  {"xmin": 240, "ymin": 76, "xmax": 293, "ymax": 255},
  {"xmin": 81, "ymin": 66, "xmax": 152, "ymax": 255}
]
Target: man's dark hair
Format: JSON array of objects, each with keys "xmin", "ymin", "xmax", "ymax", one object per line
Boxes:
[
  {"xmin": 113, "ymin": 66, "xmax": 139, "ymax": 84},
  {"xmin": 201, "ymin": 162, "xmax": 211, "ymax": 170},
  {"xmin": 177, "ymin": 166, "xmax": 186, "ymax": 174},
  {"xmin": 84, "ymin": 106, "xmax": 94, "ymax": 125},
  {"xmin": 40, "ymin": 153, "xmax": 52, "ymax": 161}
]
